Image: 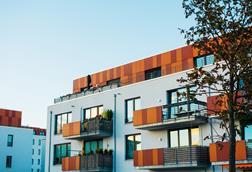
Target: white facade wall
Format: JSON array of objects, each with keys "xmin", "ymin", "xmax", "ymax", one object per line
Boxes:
[
  {"xmin": 0, "ymin": 126, "xmax": 33, "ymax": 172},
  {"xmin": 32, "ymin": 135, "xmax": 46, "ymax": 172},
  {"xmin": 46, "ymin": 64, "xmax": 246, "ymax": 172}
]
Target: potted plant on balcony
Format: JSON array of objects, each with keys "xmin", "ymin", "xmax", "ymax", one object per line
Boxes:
[{"xmin": 102, "ymin": 109, "xmax": 113, "ymax": 121}]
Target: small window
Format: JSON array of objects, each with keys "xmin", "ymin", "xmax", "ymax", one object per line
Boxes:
[
  {"xmin": 38, "ymin": 149, "xmax": 41, "ymax": 155},
  {"xmin": 33, "ymin": 139, "xmax": 35, "ymax": 145},
  {"xmin": 32, "ymin": 159, "xmax": 34, "ymax": 165},
  {"xmin": 126, "ymin": 134, "xmax": 141, "ymax": 159},
  {"xmin": 38, "ymin": 159, "xmax": 40, "ymax": 165},
  {"xmin": 125, "ymin": 97, "xmax": 141, "ymax": 123},
  {"xmin": 32, "ymin": 149, "xmax": 34, "ymax": 155},
  {"xmin": 38, "ymin": 140, "xmax": 41, "ymax": 145},
  {"xmin": 194, "ymin": 54, "xmax": 214, "ymax": 68},
  {"xmin": 7, "ymin": 135, "xmax": 13, "ymax": 147},
  {"xmin": 6, "ymin": 156, "xmax": 12, "ymax": 168},
  {"xmin": 37, "ymin": 169, "xmax": 40, "ymax": 172},
  {"xmin": 107, "ymin": 78, "xmax": 120, "ymax": 86},
  {"xmin": 145, "ymin": 67, "xmax": 161, "ymax": 80}
]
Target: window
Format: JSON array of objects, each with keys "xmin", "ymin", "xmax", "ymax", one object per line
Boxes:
[
  {"xmin": 125, "ymin": 97, "xmax": 141, "ymax": 123},
  {"xmin": 84, "ymin": 140, "xmax": 103, "ymax": 154},
  {"xmin": 38, "ymin": 159, "xmax": 40, "ymax": 165},
  {"xmin": 37, "ymin": 169, "xmax": 40, "ymax": 172},
  {"xmin": 145, "ymin": 67, "xmax": 161, "ymax": 80},
  {"xmin": 126, "ymin": 134, "xmax": 141, "ymax": 159},
  {"xmin": 107, "ymin": 78, "xmax": 120, "ymax": 86},
  {"xmin": 32, "ymin": 149, "xmax": 34, "ymax": 155},
  {"xmin": 38, "ymin": 140, "xmax": 41, "ymax": 145},
  {"xmin": 7, "ymin": 135, "xmax": 13, "ymax": 147},
  {"xmin": 83, "ymin": 106, "xmax": 104, "ymax": 120},
  {"xmin": 33, "ymin": 139, "xmax": 35, "ymax": 145},
  {"xmin": 166, "ymin": 86, "xmax": 204, "ymax": 118},
  {"xmin": 6, "ymin": 156, "xmax": 12, "ymax": 168},
  {"xmin": 38, "ymin": 149, "xmax": 41, "ymax": 155},
  {"xmin": 194, "ymin": 54, "xmax": 214, "ymax": 68},
  {"xmin": 55, "ymin": 112, "xmax": 72, "ymax": 134},
  {"xmin": 32, "ymin": 159, "xmax": 34, "ymax": 165},
  {"xmin": 53, "ymin": 143, "xmax": 71, "ymax": 165},
  {"xmin": 168, "ymin": 128, "xmax": 200, "ymax": 147}
]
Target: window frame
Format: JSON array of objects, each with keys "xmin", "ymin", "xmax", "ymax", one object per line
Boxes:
[
  {"xmin": 168, "ymin": 127, "xmax": 200, "ymax": 148},
  {"xmin": 7, "ymin": 134, "xmax": 14, "ymax": 147},
  {"xmin": 144, "ymin": 67, "xmax": 162, "ymax": 80},
  {"xmin": 125, "ymin": 97, "xmax": 141, "ymax": 123},
  {"xmin": 83, "ymin": 105, "xmax": 104, "ymax": 121},
  {"xmin": 84, "ymin": 139, "xmax": 103, "ymax": 154},
  {"xmin": 125, "ymin": 133, "xmax": 141, "ymax": 160},
  {"xmin": 53, "ymin": 143, "xmax": 71, "ymax": 165},
  {"xmin": 194, "ymin": 54, "xmax": 215, "ymax": 68},
  {"xmin": 6, "ymin": 156, "xmax": 12, "ymax": 168},
  {"xmin": 54, "ymin": 112, "xmax": 72, "ymax": 135}
]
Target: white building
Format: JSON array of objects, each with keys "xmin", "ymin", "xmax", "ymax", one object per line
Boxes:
[{"xmin": 45, "ymin": 45, "xmax": 252, "ymax": 172}]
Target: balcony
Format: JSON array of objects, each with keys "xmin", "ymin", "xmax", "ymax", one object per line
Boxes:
[
  {"xmin": 63, "ymin": 118, "xmax": 113, "ymax": 140},
  {"xmin": 62, "ymin": 156, "xmax": 80, "ymax": 171},
  {"xmin": 210, "ymin": 140, "xmax": 252, "ymax": 166},
  {"xmin": 133, "ymin": 100, "xmax": 208, "ymax": 130},
  {"xmin": 134, "ymin": 146, "xmax": 209, "ymax": 170},
  {"xmin": 62, "ymin": 153, "xmax": 113, "ymax": 172}
]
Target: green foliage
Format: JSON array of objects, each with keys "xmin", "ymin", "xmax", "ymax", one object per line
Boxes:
[{"xmin": 102, "ymin": 109, "xmax": 113, "ymax": 120}]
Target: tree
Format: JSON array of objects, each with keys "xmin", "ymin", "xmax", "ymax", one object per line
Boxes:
[{"xmin": 179, "ymin": 0, "xmax": 252, "ymax": 171}]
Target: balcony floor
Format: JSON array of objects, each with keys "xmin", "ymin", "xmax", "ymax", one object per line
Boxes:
[
  {"xmin": 135, "ymin": 115, "xmax": 208, "ymax": 130},
  {"xmin": 63, "ymin": 130, "xmax": 112, "ymax": 141}
]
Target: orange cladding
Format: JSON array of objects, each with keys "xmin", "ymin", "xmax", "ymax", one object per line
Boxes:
[
  {"xmin": 62, "ymin": 121, "xmax": 81, "ymax": 137},
  {"xmin": 134, "ymin": 149, "xmax": 164, "ymax": 167},
  {"xmin": 0, "ymin": 109, "xmax": 22, "ymax": 127},
  {"xmin": 62, "ymin": 156, "xmax": 80, "ymax": 171},
  {"xmin": 73, "ymin": 45, "xmax": 196, "ymax": 93},
  {"xmin": 133, "ymin": 106, "xmax": 162, "ymax": 126},
  {"xmin": 209, "ymin": 140, "xmax": 247, "ymax": 162}
]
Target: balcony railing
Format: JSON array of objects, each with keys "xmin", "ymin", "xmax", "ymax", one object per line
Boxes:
[
  {"xmin": 81, "ymin": 153, "xmax": 113, "ymax": 171},
  {"xmin": 134, "ymin": 146, "xmax": 209, "ymax": 170},
  {"xmin": 62, "ymin": 153, "xmax": 113, "ymax": 171},
  {"xmin": 62, "ymin": 156, "xmax": 80, "ymax": 171},
  {"xmin": 210, "ymin": 140, "xmax": 252, "ymax": 165},
  {"xmin": 133, "ymin": 100, "xmax": 208, "ymax": 130},
  {"xmin": 62, "ymin": 118, "xmax": 113, "ymax": 140},
  {"xmin": 54, "ymin": 83, "xmax": 120, "ymax": 104}
]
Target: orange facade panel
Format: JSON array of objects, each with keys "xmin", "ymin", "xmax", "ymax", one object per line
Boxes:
[
  {"xmin": 133, "ymin": 106, "xmax": 162, "ymax": 126},
  {"xmin": 62, "ymin": 121, "xmax": 81, "ymax": 137},
  {"xmin": 73, "ymin": 45, "xmax": 198, "ymax": 93},
  {"xmin": 134, "ymin": 149, "xmax": 164, "ymax": 167},
  {"xmin": 62, "ymin": 156, "xmax": 80, "ymax": 171},
  {"xmin": 207, "ymin": 95, "xmax": 228, "ymax": 115},
  {"xmin": 209, "ymin": 140, "xmax": 247, "ymax": 162},
  {"xmin": 0, "ymin": 109, "xmax": 22, "ymax": 127}
]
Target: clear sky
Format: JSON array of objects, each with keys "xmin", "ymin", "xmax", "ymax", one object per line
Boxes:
[{"xmin": 0, "ymin": 0, "xmax": 193, "ymax": 128}]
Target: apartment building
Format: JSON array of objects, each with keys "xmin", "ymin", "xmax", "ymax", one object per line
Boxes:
[
  {"xmin": 0, "ymin": 109, "xmax": 46, "ymax": 172},
  {"xmin": 45, "ymin": 45, "xmax": 252, "ymax": 172}
]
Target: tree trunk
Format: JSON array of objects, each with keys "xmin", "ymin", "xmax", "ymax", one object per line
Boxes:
[{"xmin": 229, "ymin": 110, "xmax": 236, "ymax": 172}]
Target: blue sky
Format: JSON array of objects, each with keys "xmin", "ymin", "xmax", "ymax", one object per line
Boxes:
[{"xmin": 0, "ymin": 0, "xmax": 193, "ymax": 128}]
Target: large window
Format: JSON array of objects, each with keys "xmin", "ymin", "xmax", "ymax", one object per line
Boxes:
[
  {"xmin": 55, "ymin": 112, "xmax": 72, "ymax": 134},
  {"xmin": 244, "ymin": 124, "xmax": 252, "ymax": 146},
  {"xmin": 6, "ymin": 156, "xmax": 12, "ymax": 168},
  {"xmin": 84, "ymin": 140, "xmax": 103, "ymax": 154},
  {"xmin": 169, "ymin": 128, "xmax": 200, "ymax": 148},
  {"xmin": 7, "ymin": 135, "xmax": 13, "ymax": 147},
  {"xmin": 145, "ymin": 67, "xmax": 161, "ymax": 80},
  {"xmin": 83, "ymin": 105, "xmax": 104, "ymax": 120},
  {"xmin": 125, "ymin": 97, "xmax": 141, "ymax": 123},
  {"xmin": 166, "ymin": 86, "xmax": 205, "ymax": 118},
  {"xmin": 126, "ymin": 134, "xmax": 141, "ymax": 159},
  {"xmin": 194, "ymin": 54, "xmax": 214, "ymax": 68},
  {"xmin": 53, "ymin": 143, "xmax": 71, "ymax": 165}
]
